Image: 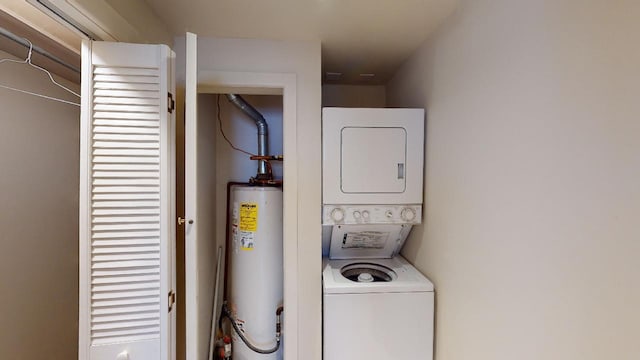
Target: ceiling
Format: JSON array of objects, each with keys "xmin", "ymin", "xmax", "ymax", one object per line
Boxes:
[{"xmin": 143, "ymin": 0, "xmax": 458, "ymax": 84}]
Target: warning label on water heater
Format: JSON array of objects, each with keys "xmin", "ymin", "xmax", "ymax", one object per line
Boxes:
[
  {"xmin": 239, "ymin": 203, "xmax": 258, "ymax": 231},
  {"xmin": 238, "ymin": 202, "xmax": 258, "ymax": 250}
]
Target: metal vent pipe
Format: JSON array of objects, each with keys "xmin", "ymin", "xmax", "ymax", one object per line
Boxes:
[{"xmin": 225, "ymin": 94, "xmax": 269, "ymax": 177}]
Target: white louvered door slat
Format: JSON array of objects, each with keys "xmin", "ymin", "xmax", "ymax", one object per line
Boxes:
[{"xmin": 80, "ymin": 41, "xmax": 175, "ymax": 360}]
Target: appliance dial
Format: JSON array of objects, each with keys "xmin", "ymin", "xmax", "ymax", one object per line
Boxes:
[
  {"xmin": 401, "ymin": 207, "xmax": 417, "ymax": 222},
  {"xmin": 357, "ymin": 273, "xmax": 374, "ymax": 282},
  {"xmin": 362, "ymin": 210, "xmax": 370, "ymax": 219},
  {"xmin": 330, "ymin": 208, "xmax": 345, "ymax": 222},
  {"xmin": 353, "ymin": 211, "xmax": 361, "ymax": 219},
  {"xmin": 385, "ymin": 210, "xmax": 393, "ymax": 218}
]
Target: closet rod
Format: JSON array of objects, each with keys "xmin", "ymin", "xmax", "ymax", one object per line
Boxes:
[{"xmin": 0, "ymin": 26, "xmax": 80, "ymax": 74}]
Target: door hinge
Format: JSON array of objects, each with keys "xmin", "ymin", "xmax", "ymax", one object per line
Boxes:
[
  {"xmin": 168, "ymin": 92, "xmax": 175, "ymax": 113},
  {"xmin": 168, "ymin": 290, "xmax": 176, "ymax": 312}
]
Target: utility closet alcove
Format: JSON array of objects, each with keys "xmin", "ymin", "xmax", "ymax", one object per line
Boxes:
[
  {"xmin": 181, "ymin": 34, "xmax": 298, "ymax": 360},
  {"xmin": 184, "ymin": 90, "xmax": 285, "ymax": 359}
]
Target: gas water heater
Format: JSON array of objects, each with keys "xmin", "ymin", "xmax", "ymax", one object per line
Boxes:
[
  {"xmin": 218, "ymin": 95, "xmax": 284, "ymax": 360},
  {"xmin": 227, "ymin": 185, "xmax": 283, "ymax": 360}
]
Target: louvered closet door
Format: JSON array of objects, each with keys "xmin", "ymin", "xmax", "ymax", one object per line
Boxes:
[{"xmin": 79, "ymin": 41, "xmax": 176, "ymax": 360}]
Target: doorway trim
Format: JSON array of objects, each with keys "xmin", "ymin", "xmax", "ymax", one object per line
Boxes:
[{"xmin": 184, "ymin": 67, "xmax": 298, "ymax": 359}]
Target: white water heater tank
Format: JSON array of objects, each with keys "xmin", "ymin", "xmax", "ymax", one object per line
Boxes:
[{"xmin": 228, "ymin": 185, "xmax": 283, "ymax": 360}]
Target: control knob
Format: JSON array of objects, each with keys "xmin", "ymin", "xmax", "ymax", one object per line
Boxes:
[
  {"xmin": 330, "ymin": 208, "xmax": 345, "ymax": 222},
  {"xmin": 401, "ymin": 207, "xmax": 416, "ymax": 222}
]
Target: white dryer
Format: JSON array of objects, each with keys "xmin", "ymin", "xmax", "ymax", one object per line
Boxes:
[{"xmin": 322, "ymin": 107, "xmax": 424, "ymax": 207}]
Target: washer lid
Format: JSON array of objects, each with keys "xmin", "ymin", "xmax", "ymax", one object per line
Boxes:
[
  {"xmin": 328, "ymin": 224, "xmax": 412, "ymax": 259},
  {"xmin": 341, "ymin": 262, "xmax": 397, "ymax": 283},
  {"xmin": 322, "ymin": 256, "xmax": 434, "ymax": 294}
]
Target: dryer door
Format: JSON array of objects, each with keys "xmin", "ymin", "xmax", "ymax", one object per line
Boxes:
[
  {"xmin": 341, "ymin": 127, "xmax": 406, "ymax": 194},
  {"xmin": 322, "ymin": 107, "xmax": 424, "ymax": 205}
]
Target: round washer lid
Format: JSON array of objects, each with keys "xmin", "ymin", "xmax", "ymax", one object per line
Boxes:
[
  {"xmin": 341, "ymin": 262, "xmax": 397, "ymax": 283},
  {"xmin": 322, "ymin": 256, "xmax": 435, "ymax": 294}
]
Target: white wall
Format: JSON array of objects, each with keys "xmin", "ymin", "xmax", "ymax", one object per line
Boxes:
[
  {"xmin": 174, "ymin": 36, "xmax": 321, "ymax": 360},
  {"xmin": 322, "ymin": 84, "xmax": 385, "ymax": 108},
  {"xmin": 386, "ymin": 1, "xmax": 640, "ymax": 359},
  {"xmin": 214, "ymin": 94, "xmax": 283, "ymax": 182},
  {"xmin": 0, "ymin": 49, "xmax": 79, "ymax": 359}
]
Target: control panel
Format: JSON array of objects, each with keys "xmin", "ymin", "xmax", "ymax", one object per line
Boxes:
[{"xmin": 322, "ymin": 204, "xmax": 422, "ymax": 225}]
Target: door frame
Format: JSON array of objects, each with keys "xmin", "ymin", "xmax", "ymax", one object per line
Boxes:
[{"xmin": 184, "ymin": 51, "xmax": 298, "ymax": 358}]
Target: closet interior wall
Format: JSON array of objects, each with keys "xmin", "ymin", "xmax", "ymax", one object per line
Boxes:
[{"xmin": 0, "ymin": 48, "xmax": 80, "ymax": 360}]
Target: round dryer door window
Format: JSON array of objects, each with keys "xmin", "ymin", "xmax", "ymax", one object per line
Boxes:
[{"xmin": 341, "ymin": 263, "xmax": 397, "ymax": 283}]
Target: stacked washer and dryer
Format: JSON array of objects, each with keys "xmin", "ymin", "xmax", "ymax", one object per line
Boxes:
[{"xmin": 322, "ymin": 108, "xmax": 434, "ymax": 360}]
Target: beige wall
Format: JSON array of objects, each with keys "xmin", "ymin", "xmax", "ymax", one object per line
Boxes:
[
  {"xmin": 386, "ymin": 1, "xmax": 640, "ymax": 359},
  {"xmin": 322, "ymin": 84, "xmax": 385, "ymax": 108},
  {"xmin": 0, "ymin": 49, "xmax": 79, "ymax": 359}
]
